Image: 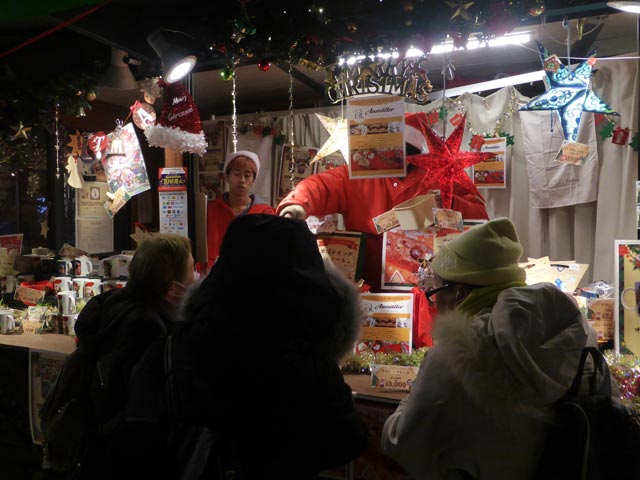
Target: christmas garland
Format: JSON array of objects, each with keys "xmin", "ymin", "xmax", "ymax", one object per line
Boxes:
[{"xmin": 341, "ymin": 347, "xmax": 429, "ymax": 374}]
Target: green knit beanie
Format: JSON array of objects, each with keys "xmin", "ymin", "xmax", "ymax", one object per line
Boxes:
[{"xmin": 431, "ymin": 218, "xmax": 526, "ymax": 286}]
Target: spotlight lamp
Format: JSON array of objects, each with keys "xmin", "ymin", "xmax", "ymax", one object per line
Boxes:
[
  {"xmin": 147, "ymin": 29, "xmax": 198, "ymax": 83},
  {"xmin": 607, "ymin": 1, "xmax": 640, "ymax": 13}
]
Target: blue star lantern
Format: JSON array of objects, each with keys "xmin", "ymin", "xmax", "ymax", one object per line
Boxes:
[{"xmin": 520, "ymin": 43, "xmax": 618, "ymax": 143}]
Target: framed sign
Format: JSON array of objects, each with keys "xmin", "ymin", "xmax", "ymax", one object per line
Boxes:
[
  {"xmin": 614, "ymin": 241, "xmax": 640, "ymax": 355},
  {"xmin": 316, "ymin": 231, "xmax": 366, "ymax": 283}
]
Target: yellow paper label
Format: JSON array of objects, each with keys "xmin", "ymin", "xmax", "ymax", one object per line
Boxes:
[{"xmin": 556, "ymin": 142, "xmax": 589, "ymax": 166}]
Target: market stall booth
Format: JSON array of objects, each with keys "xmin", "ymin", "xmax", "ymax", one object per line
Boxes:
[{"xmin": 0, "ymin": 1, "xmax": 639, "ymax": 478}]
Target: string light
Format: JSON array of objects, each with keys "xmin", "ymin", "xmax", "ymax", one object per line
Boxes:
[
  {"xmin": 231, "ymin": 65, "xmax": 238, "ymax": 153},
  {"xmin": 288, "ymin": 50, "xmax": 296, "ymax": 190},
  {"xmin": 54, "ymin": 101, "xmax": 61, "ymax": 180}
]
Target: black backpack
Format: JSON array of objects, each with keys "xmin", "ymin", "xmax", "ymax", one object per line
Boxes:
[
  {"xmin": 39, "ymin": 289, "xmax": 136, "ymax": 474},
  {"xmin": 535, "ymin": 347, "xmax": 640, "ymax": 480},
  {"xmin": 125, "ymin": 327, "xmax": 243, "ymax": 480}
]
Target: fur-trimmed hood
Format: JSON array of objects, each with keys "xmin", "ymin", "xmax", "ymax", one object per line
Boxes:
[{"xmin": 434, "ymin": 283, "xmax": 590, "ymax": 420}]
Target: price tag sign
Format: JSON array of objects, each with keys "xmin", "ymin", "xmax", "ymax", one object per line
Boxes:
[{"xmin": 371, "ymin": 364, "xmax": 419, "ymax": 391}]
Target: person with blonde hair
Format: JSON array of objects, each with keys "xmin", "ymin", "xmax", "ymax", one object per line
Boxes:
[
  {"xmin": 71, "ymin": 233, "xmax": 198, "ymax": 479},
  {"xmin": 382, "ymin": 218, "xmax": 593, "ymax": 480}
]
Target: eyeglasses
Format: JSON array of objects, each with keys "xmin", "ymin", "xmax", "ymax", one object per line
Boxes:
[{"xmin": 424, "ymin": 282, "xmax": 460, "ymax": 305}]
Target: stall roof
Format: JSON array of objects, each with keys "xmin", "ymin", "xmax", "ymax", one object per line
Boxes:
[{"xmin": 0, "ymin": 1, "xmax": 637, "ymax": 118}]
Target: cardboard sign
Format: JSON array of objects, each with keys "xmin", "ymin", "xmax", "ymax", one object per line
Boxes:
[{"xmin": 371, "ymin": 364, "xmax": 419, "ymax": 391}]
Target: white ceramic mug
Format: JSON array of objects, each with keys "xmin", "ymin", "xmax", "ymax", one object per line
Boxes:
[
  {"xmin": 0, "ymin": 309, "xmax": 15, "ymax": 334},
  {"xmin": 54, "ymin": 276, "xmax": 73, "ymax": 293},
  {"xmin": 63, "ymin": 313, "xmax": 78, "ymax": 336},
  {"xmin": 57, "ymin": 291, "xmax": 77, "ymax": 315},
  {"xmin": 103, "ymin": 254, "xmax": 132, "ymax": 278},
  {"xmin": 72, "ymin": 278, "xmax": 87, "ymax": 299},
  {"xmin": 56, "ymin": 258, "xmax": 73, "ymax": 275},
  {"xmin": 0, "ymin": 275, "xmax": 17, "ymax": 293},
  {"xmin": 83, "ymin": 279, "xmax": 102, "ymax": 298},
  {"xmin": 621, "ymin": 284, "xmax": 640, "ymax": 315},
  {"xmin": 72, "ymin": 256, "xmax": 93, "ymax": 277}
]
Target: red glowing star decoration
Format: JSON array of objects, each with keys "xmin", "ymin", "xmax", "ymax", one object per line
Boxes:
[{"xmin": 408, "ymin": 115, "xmax": 496, "ymax": 209}]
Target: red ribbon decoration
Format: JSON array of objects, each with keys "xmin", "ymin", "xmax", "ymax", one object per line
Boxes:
[{"xmin": 0, "ymin": 1, "xmax": 112, "ymax": 59}]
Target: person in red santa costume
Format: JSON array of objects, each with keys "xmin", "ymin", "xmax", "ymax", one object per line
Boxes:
[
  {"xmin": 277, "ymin": 112, "xmax": 489, "ymax": 348},
  {"xmin": 207, "ymin": 150, "xmax": 275, "ymax": 269}
]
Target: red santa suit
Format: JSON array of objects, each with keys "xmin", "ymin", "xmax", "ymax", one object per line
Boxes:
[
  {"xmin": 207, "ymin": 193, "xmax": 275, "ymax": 269},
  {"xmin": 276, "ymin": 112, "xmax": 489, "ymax": 346}
]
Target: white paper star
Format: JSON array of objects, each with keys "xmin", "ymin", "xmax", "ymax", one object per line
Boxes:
[{"xmin": 311, "ymin": 114, "xmax": 349, "ymax": 164}]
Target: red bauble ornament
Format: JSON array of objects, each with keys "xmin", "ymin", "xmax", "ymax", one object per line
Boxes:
[{"xmin": 257, "ymin": 61, "xmax": 270, "ymax": 71}]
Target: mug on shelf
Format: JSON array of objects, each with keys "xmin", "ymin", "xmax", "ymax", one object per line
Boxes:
[
  {"xmin": 72, "ymin": 255, "xmax": 93, "ymax": 277},
  {"xmin": 72, "ymin": 277, "xmax": 87, "ymax": 299},
  {"xmin": 0, "ymin": 309, "xmax": 16, "ymax": 334},
  {"xmin": 57, "ymin": 291, "xmax": 77, "ymax": 315},
  {"xmin": 0, "ymin": 274, "xmax": 17, "ymax": 294},
  {"xmin": 56, "ymin": 258, "xmax": 73, "ymax": 275},
  {"xmin": 54, "ymin": 276, "xmax": 73, "ymax": 293},
  {"xmin": 63, "ymin": 313, "xmax": 79, "ymax": 336},
  {"xmin": 83, "ymin": 279, "xmax": 102, "ymax": 298}
]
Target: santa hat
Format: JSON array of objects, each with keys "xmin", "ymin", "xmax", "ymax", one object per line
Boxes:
[
  {"xmin": 144, "ymin": 79, "xmax": 207, "ymax": 156},
  {"xmin": 224, "ymin": 150, "xmax": 260, "ymax": 176},
  {"xmin": 404, "ymin": 112, "xmax": 430, "ymax": 153}
]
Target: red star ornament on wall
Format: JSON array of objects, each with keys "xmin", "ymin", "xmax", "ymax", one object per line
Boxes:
[{"xmin": 408, "ymin": 115, "xmax": 495, "ymax": 210}]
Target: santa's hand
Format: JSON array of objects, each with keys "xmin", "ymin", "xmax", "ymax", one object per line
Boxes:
[{"xmin": 280, "ymin": 205, "xmax": 307, "ymax": 219}]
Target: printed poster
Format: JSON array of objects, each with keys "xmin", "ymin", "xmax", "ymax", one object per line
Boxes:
[
  {"xmin": 75, "ymin": 182, "xmax": 114, "ymax": 253},
  {"xmin": 276, "ymin": 145, "xmax": 318, "ymax": 203},
  {"xmin": 0, "ymin": 233, "xmax": 23, "ymax": 255},
  {"xmin": 316, "ymin": 231, "xmax": 366, "ymax": 283},
  {"xmin": 347, "ymin": 95, "xmax": 405, "ymax": 179},
  {"xmin": 472, "ymin": 136, "xmax": 506, "ymax": 188},
  {"xmin": 382, "ymin": 228, "xmax": 435, "ymax": 290},
  {"xmin": 102, "ymin": 122, "xmax": 151, "ymax": 197},
  {"xmin": 614, "ymin": 241, "xmax": 640, "ymax": 355},
  {"xmin": 158, "ymin": 167, "xmax": 188, "ymax": 237},
  {"xmin": 29, "ymin": 350, "xmax": 67, "ymax": 444},
  {"xmin": 313, "ymin": 151, "xmax": 346, "ymax": 174},
  {"xmin": 199, "ymin": 172, "xmax": 225, "ymax": 202},
  {"xmin": 357, "ymin": 293, "xmax": 413, "ymax": 354},
  {"xmin": 75, "ymin": 217, "xmax": 114, "ymax": 254}
]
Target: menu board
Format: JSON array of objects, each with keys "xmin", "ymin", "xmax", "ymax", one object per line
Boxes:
[
  {"xmin": 347, "ymin": 95, "xmax": 406, "ymax": 179},
  {"xmin": 357, "ymin": 293, "xmax": 414, "ymax": 354}
]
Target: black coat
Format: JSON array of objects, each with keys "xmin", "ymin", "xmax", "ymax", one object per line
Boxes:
[{"xmin": 175, "ymin": 215, "xmax": 368, "ymax": 479}]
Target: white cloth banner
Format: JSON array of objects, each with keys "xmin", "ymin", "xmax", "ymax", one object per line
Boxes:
[{"xmin": 520, "ymin": 110, "xmax": 599, "ymax": 208}]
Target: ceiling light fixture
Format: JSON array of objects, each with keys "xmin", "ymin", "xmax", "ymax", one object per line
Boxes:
[
  {"xmin": 607, "ymin": 1, "xmax": 640, "ymax": 13},
  {"xmin": 147, "ymin": 29, "xmax": 197, "ymax": 83}
]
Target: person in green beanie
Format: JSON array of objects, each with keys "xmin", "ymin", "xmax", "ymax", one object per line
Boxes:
[{"xmin": 381, "ymin": 217, "xmax": 594, "ymax": 480}]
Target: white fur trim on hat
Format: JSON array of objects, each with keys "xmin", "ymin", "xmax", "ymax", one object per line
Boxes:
[
  {"xmin": 404, "ymin": 113, "xmax": 429, "ymax": 153},
  {"xmin": 431, "ymin": 217, "xmax": 526, "ymax": 286},
  {"xmin": 224, "ymin": 150, "xmax": 260, "ymax": 176}
]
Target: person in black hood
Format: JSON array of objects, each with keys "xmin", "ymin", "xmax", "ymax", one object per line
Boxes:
[{"xmin": 175, "ymin": 214, "xmax": 368, "ymax": 479}]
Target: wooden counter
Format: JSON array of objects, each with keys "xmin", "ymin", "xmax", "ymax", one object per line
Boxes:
[
  {"xmin": 0, "ymin": 332, "xmax": 75, "ymax": 354},
  {"xmin": 344, "ymin": 373, "xmax": 407, "ymax": 403}
]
